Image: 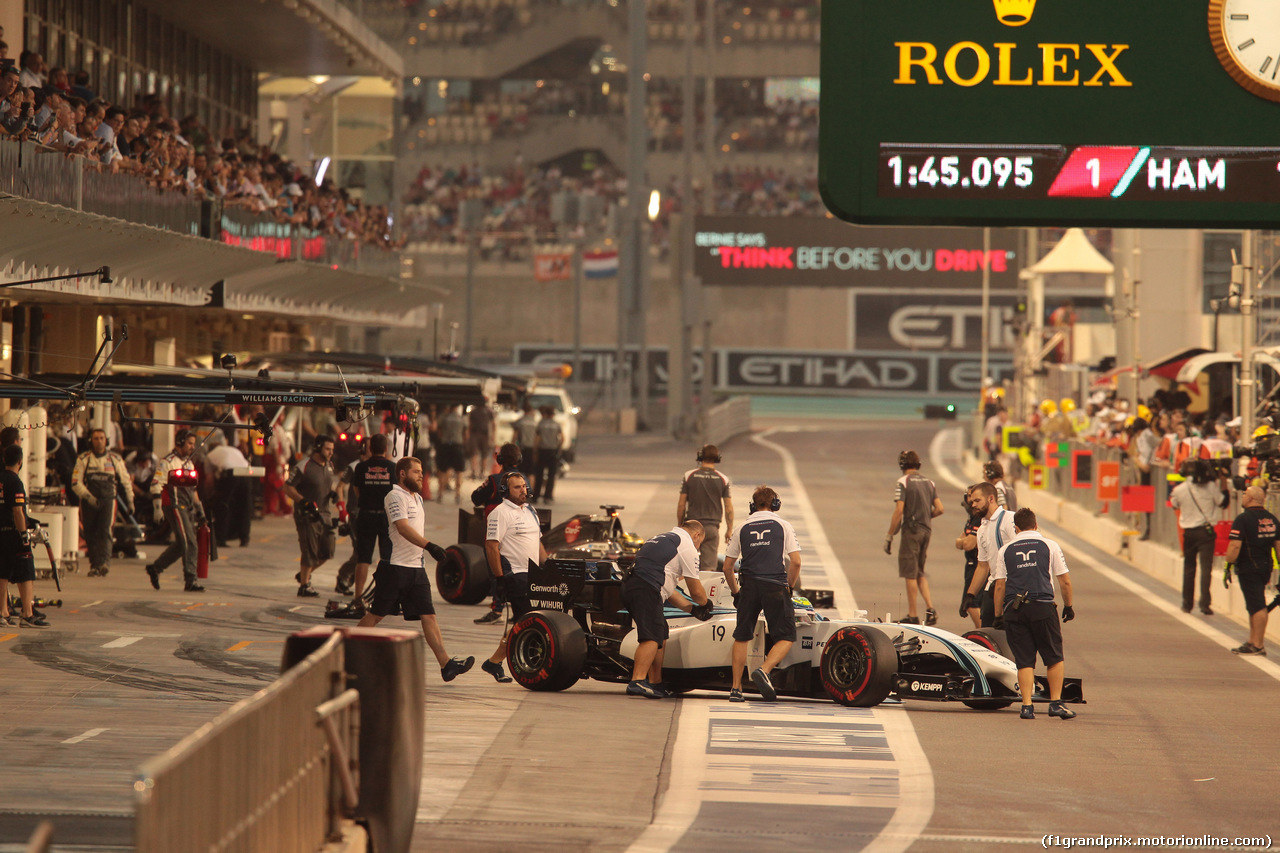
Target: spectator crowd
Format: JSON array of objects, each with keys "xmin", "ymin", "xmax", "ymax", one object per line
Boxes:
[{"xmin": 1, "ymin": 51, "xmax": 397, "ymax": 248}]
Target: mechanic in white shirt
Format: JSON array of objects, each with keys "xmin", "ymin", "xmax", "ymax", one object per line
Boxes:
[
  {"xmin": 620, "ymin": 521, "xmax": 713, "ymax": 699},
  {"xmin": 962, "ymin": 481, "xmax": 1017, "ymax": 627},
  {"xmin": 357, "ymin": 456, "xmax": 475, "ymax": 683},
  {"xmin": 479, "ymin": 471, "xmax": 548, "ymax": 683}
]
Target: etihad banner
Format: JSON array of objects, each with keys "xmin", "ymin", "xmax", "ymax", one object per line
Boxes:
[
  {"xmin": 692, "ymin": 216, "xmax": 1019, "ymax": 288},
  {"xmin": 513, "ymin": 344, "xmax": 1014, "ymax": 395}
]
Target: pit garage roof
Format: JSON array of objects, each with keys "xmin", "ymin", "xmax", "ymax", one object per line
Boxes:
[{"xmin": 0, "ymin": 196, "xmax": 432, "ymax": 328}]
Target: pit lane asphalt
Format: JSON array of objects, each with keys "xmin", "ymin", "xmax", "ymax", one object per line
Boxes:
[{"xmin": 1, "ymin": 418, "xmax": 1276, "ymax": 852}]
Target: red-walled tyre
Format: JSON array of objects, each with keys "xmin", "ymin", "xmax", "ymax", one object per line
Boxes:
[
  {"xmin": 819, "ymin": 626, "xmax": 897, "ymax": 707},
  {"xmin": 507, "ymin": 610, "xmax": 588, "ymax": 692}
]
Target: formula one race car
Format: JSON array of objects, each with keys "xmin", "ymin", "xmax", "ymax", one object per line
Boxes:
[
  {"xmin": 505, "ymin": 558, "xmax": 1085, "ymax": 708},
  {"xmin": 436, "ymin": 505, "xmax": 643, "ymax": 605}
]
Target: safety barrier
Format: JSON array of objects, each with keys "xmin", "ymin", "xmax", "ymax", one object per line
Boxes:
[
  {"xmin": 134, "ymin": 633, "xmax": 359, "ymax": 853},
  {"xmin": 701, "ymin": 396, "xmax": 752, "ymax": 449}
]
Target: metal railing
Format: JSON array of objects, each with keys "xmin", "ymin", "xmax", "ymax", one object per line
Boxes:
[{"xmin": 134, "ymin": 633, "xmax": 359, "ymax": 853}]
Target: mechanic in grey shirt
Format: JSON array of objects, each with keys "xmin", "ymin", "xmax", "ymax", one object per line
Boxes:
[
  {"xmin": 513, "ymin": 402, "xmax": 538, "ymax": 479},
  {"xmin": 435, "ymin": 405, "xmax": 467, "ymax": 504},
  {"xmin": 1168, "ymin": 459, "xmax": 1230, "ymax": 615},
  {"xmin": 283, "ymin": 435, "xmax": 338, "ymax": 597},
  {"xmin": 677, "ymin": 444, "xmax": 734, "ymax": 571},
  {"xmin": 885, "ymin": 450, "xmax": 944, "ymax": 625}
]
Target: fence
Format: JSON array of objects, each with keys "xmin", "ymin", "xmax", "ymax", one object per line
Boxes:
[{"xmin": 134, "ymin": 633, "xmax": 359, "ymax": 853}]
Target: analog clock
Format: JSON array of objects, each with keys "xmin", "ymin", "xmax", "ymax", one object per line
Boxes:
[{"xmin": 1209, "ymin": 0, "xmax": 1280, "ymax": 103}]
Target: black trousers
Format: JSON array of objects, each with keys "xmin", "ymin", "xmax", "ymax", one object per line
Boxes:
[
  {"xmin": 81, "ymin": 491, "xmax": 116, "ymax": 571},
  {"xmin": 1181, "ymin": 525, "xmax": 1215, "ymax": 611},
  {"xmin": 213, "ymin": 475, "xmax": 252, "ymax": 546},
  {"xmin": 533, "ymin": 449, "xmax": 558, "ymax": 500}
]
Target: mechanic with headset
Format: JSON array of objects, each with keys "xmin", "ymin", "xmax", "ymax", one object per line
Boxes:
[
  {"xmin": 480, "ymin": 470, "xmax": 548, "ymax": 683},
  {"xmin": 622, "ymin": 520, "xmax": 714, "ymax": 699},
  {"xmin": 469, "ymin": 443, "xmax": 524, "ymax": 625},
  {"xmin": 145, "ymin": 428, "xmax": 206, "ymax": 593},
  {"xmin": 991, "ymin": 507, "xmax": 1076, "ymax": 720},
  {"xmin": 357, "ymin": 455, "xmax": 475, "ymax": 683},
  {"xmin": 984, "ymin": 458, "xmax": 1017, "ymax": 511},
  {"xmin": 1224, "ymin": 485, "xmax": 1278, "ymax": 657},
  {"xmin": 723, "ymin": 485, "xmax": 801, "ymax": 703},
  {"xmin": 71, "ymin": 427, "xmax": 134, "ymax": 578},
  {"xmin": 345, "ymin": 433, "xmax": 397, "ymax": 616},
  {"xmin": 283, "ymin": 435, "xmax": 338, "ymax": 598},
  {"xmin": 677, "ymin": 444, "xmax": 734, "ymax": 572},
  {"xmin": 962, "ymin": 481, "xmax": 1016, "ymax": 626},
  {"xmin": 954, "ymin": 485, "xmax": 984, "ymax": 629},
  {"xmin": 884, "ymin": 450, "xmax": 944, "ymax": 625}
]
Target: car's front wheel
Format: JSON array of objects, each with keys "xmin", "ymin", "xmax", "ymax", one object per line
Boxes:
[
  {"xmin": 819, "ymin": 626, "xmax": 896, "ymax": 707},
  {"xmin": 961, "ymin": 628, "xmax": 1017, "ymax": 710},
  {"xmin": 508, "ymin": 610, "xmax": 588, "ymax": 691}
]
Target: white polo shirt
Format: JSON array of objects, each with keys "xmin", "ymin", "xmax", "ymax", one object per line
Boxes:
[
  {"xmin": 385, "ymin": 484, "xmax": 426, "ymax": 568},
  {"xmin": 975, "ymin": 507, "xmax": 1017, "ymax": 590},
  {"xmin": 486, "ymin": 497, "xmax": 542, "ymax": 574}
]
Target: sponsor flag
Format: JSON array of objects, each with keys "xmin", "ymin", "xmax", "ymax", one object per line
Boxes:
[
  {"xmin": 583, "ymin": 250, "xmax": 619, "ymax": 279},
  {"xmin": 533, "ymin": 252, "xmax": 572, "ymax": 282}
]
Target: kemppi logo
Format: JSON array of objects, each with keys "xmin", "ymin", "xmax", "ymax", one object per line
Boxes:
[{"xmin": 911, "ymin": 680, "xmax": 944, "ymax": 692}]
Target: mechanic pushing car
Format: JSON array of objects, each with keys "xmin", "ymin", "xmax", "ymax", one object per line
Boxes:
[
  {"xmin": 622, "ymin": 520, "xmax": 715, "ymax": 698},
  {"xmin": 723, "ymin": 485, "xmax": 802, "ymax": 703},
  {"xmin": 991, "ymin": 507, "xmax": 1077, "ymax": 720}
]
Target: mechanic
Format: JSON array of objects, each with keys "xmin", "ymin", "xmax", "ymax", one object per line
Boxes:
[
  {"xmin": 206, "ymin": 432, "xmax": 252, "ymax": 548},
  {"xmin": 723, "ymin": 485, "xmax": 801, "ymax": 703},
  {"xmin": 0, "ymin": 445, "xmax": 47, "ymax": 628},
  {"xmin": 1169, "ymin": 458, "xmax": 1230, "ymax": 615},
  {"xmin": 513, "ymin": 402, "xmax": 538, "ymax": 480},
  {"xmin": 531, "ymin": 406, "xmax": 563, "ymax": 504},
  {"xmin": 329, "ymin": 438, "xmax": 367, "ymax": 599},
  {"xmin": 1225, "ymin": 486, "xmax": 1278, "ymax": 656},
  {"xmin": 992, "ymin": 507, "xmax": 1076, "ymax": 720},
  {"xmin": 622, "ymin": 520, "xmax": 714, "ymax": 698},
  {"xmin": 884, "ymin": 450, "xmax": 944, "ymax": 625},
  {"xmin": 146, "ymin": 429, "xmax": 206, "ymax": 593},
  {"xmin": 954, "ymin": 485, "xmax": 983, "ymax": 629},
  {"xmin": 677, "ymin": 444, "xmax": 734, "ymax": 573},
  {"xmin": 470, "ymin": 443, "xmax": 524, "ymax": 625},
  {"xmin": 283, "ymin": 435, "xmax": 338, "ymax": 598},
  {"xmin": 71, "ymin": 427, "xmax": 133, "ymax": 577},
  {"xmin": 343, "ymin": 433, "xmax": 398, "ymax": 616},
  {"xmin": 961, "ymin": 481, "xmax": 1016, "ymax": 627},
  {"xmin": 357, "ymin": 456, "xmax": 475, "ymax": 683},
  {"xmin": 435, "ymin": 404, "xmax": 467, "ymax": 504},
  {"xmin": 984, "ymin": 459, "xmax": 1018, "ymax": 511},
  {"xmin": 479, "ymin": 471, "xmax": 548, "ymax": 683},
  {"xmin": 467, "ymin": 397, "xmax": 496, "ymax": 481}
]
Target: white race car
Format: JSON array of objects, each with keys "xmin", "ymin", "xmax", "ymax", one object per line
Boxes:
[{"xmin": 506, "ymin": 559, "xmax": 1085, "ymax": 708}]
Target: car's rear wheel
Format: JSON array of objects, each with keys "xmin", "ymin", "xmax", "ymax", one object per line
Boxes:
[
  {"xmin": 819, "ymin": 626, "xmax": 896, "ymax": 707},
  {"xmin": 436, "ymin": 543, "xmax": 491, "ymax": 605},
  {"xmin": 961, "ymin": 628, "xmax": 1017, "ymax": 710},
  {"xmin": 508, "ymin": 610, "xmax": 588, "ymax": 691}
]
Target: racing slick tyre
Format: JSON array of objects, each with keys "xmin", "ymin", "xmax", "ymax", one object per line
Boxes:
[
  {"xmin": 507, "ymin": 610, "xmax": 588, "ymax": 692},
  {"xmin": 436, "ymin": 543, "xmax": 491, "ymax": 605},
  {"xmin": 961, "ymin": 628, "xmax": 1017, "ymax": 710},
  {"xmin": 819, "ymin": 626, "xmax": 896, "ymax": 707}
]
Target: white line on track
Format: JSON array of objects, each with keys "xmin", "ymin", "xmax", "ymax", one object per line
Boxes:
[
  {"xmin": 61, "ymin": 728, "xmax": 108, "ymax": 744},
  {"xmin": 928, "ymin": 429, "xmax": 1280, "ymax": 684},
  {"xmin": 623, "ymin": 428, "xmax": 935, "ymax": 853},
  {"xmin": 101, "ymin": 637, "xmax": 143, "ymax": 648}
]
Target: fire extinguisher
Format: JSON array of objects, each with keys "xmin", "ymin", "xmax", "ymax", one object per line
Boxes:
[{"xmin": 197, "ymin": 522, "xmax": 211, "ymax": 579}]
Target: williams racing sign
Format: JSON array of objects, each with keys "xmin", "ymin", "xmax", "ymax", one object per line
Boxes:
[{"xmin": 693, "ymin": 216, "xmax": 1019, "ymax": 288}]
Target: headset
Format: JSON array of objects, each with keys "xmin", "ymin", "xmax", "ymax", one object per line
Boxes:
[
  {"xmin": 497, "ymin": 469, "xmax": 525, "ymax": 497},
  {"xmin": 983, "ymin": 460, "xmax": 1004, "ymax": 480},
  {"xmin": 696, "ymin": 444, "xmax": 721, "ymax": 463},
  {"xmin": 749, "ymin": 491, "xmax": 781, "ymax": 513},
  {"xmin": 898, "ymin": 450, "xmax": 920, "ymax": 471}
]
